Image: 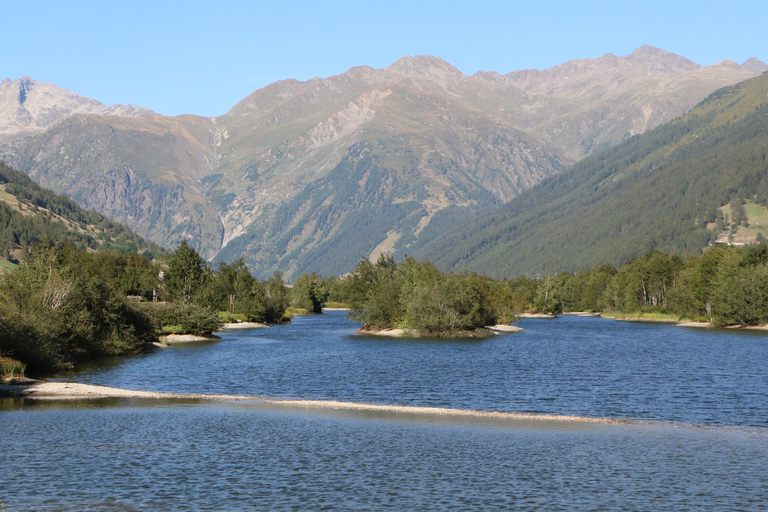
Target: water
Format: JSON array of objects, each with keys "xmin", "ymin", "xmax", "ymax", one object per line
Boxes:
[
  {"xmin": 3, "ymin": 312, "xmax": 768, "ymax": 510},
  {"xmin": 46, "ymin": 312, "xmax": 768, "ymax": 427}
]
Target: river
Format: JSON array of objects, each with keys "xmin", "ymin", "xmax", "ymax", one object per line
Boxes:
[{"xmin": 2, "ymin": 312, "xmax": 767, "ymax": 510}]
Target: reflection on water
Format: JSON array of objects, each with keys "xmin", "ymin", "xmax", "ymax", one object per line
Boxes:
[
  {"xmin": 4, "ymin": 313, "xmax": 768, "ymax": 510},
  {"xmin": 2, "ymin": 399, "xmax": 768, "ymax": 511},
  {"xmin": 47, "ymin": 312, "xmax": 768, "ymax": 427}
]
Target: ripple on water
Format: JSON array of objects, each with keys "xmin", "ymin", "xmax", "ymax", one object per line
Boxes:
[{"xmin": 2, "ymin": 399, "xmax": 768, "ymax": 511}]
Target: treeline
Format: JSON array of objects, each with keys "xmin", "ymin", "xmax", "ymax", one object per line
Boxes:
[
  {"xmin": 543, "ymin": 244, "xmax": 768, "ymax": 326},
  {"xmin": 0, "ymin": 161, "xmax": 164, "ymax": 260},
  {"xmin": 0, "ymin": 241, "xmax": 292, "ymax": 372},
  {"xmin": 339, "ymin": 244, "xmax": 768, "ymax": 334},
  {"xmin": 7, "ymin": 237, "xmax": 768, "ymax": 372}
]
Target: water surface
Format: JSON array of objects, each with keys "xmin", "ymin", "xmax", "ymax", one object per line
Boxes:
[
  {"xmin": 49, "ymin": 312, "xmax": 768, "ymax": 427},
  {"xmin": 3, "ymin": 312, "xmax": 768, "ymax": 510}
]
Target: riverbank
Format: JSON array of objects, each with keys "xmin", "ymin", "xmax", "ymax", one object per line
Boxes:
[
  {"xmin": 160, "ymin": 334, "xmax": 221, "ymax": 343},
  {"xmin": 0, "ymin": 377, "xmax": 255, "ymax": 400},
  {"xmin": 221, "ymin": 322, "xmax": 269, "ymax": 329},
  {"xmin": 158, "ymin": 322, "xmax": 268, "ymax": 344},
  {"xmin": 0, "ymin": 378, "xmax": 627, "ymax": 425},
  {"xmin": 355, "ymin": 325, "xmax": 523, "ymax": 337},
  {"xmin": 518, "ymin": 313, "xmax": 557, "ymax": 319}
]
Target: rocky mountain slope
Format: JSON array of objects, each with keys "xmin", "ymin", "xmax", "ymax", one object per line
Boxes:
[
  {"xmin": 0, "ymin": 76, "xmax": 152, "ymax": 143},
  {"xmin": 416, "ymin": 72, "xmax": 768, "ymax": 278},
  {"xmin": 0, "ymin": 47, "xmax": 764, "ymax": 278},
  {"xmin": 0, "ymin": 161, "xmax": 163, "ymax": 270}
]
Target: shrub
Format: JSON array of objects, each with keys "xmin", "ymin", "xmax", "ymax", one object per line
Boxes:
[
  {"xmin": 140, "ymin": 302, "xmax": 223, "ymax": 336},
  {"xmin": 0, "ymin": 357, "xmax": 26, "ymax": 378}
]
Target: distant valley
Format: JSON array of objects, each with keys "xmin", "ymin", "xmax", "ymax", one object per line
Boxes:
[{"xmin": 0, "ymin": 46, "xmax": 765, "ymax": 278}]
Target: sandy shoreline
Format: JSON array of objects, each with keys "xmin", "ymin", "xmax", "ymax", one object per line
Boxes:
[
  {"xmin": 220, "ymin": 322, "xmax": 268, "ymax": 329},
  {"xmin": 0, "ymin": 378, "xmax": 256, "ymax": 400},
  {"xmin": 266, "ymin": 399, "xmax": 629, "ymax": 424},
  {"xmin": 0, "ymin": 378, "xmax": 629, "ymax": 425},
  {"xmin": 355, "ymin": 325, "xmax": 523, "ymax": 337}
]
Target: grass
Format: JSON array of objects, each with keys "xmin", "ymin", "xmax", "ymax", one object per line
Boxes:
[
  {"xmin": 218, "ymin": 311, "xmax": 248, "ymax": 323},
  {"xmin": 0, "ymin": 258, "xmax": 17, "ymax": 274},
  {"xmin": 601, "ymin": 311, "xmax": 680, "ymax": 322},
  {"xmin": 160, "ymin": 325, "xmax": 185, "ymax": 334},
  {"xmin": 323, "ymin": 302, "xmax": 349, "ymax": 309},
  {"xmin": 0, "ymin": 357, "xmax": 26, "ymax": 378}
]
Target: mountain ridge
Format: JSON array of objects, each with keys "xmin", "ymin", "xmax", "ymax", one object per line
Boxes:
[
  {"xmin": 0, "ymin": 76, "xmax": 153, "ymax": 143},
  {"xmin": 1, "ymin": 47, "xmax": 765, "ymax": 278},
  {"xmin": 415, "ymin": 72, "xmax": 768, "ymax": 278}
]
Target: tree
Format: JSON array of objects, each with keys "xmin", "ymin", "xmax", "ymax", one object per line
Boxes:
[
  {"xmin": 533, "ymin": 274, "xmax": 562, "ymax": 314},
  {"xmin": 292, "ymin": 272, "xmax": 328, "ymax": 314},
  {"xmin": 263, "ymin": 272, "xmax": 290, "ymax": 323},
  {"xmin": 0, "ymin": 244, "xmax": 155, "ymax": 370},
  {"xmin": 164, "ymin": 241, "xmax": 210, "ymax": 303}
]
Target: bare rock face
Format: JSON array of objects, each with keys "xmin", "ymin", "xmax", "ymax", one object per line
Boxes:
[
  {"xmin": 0, "ymin": 47, "xmax": 764, "ymax": 278},
  {"xmin": 0, "ymin": 76, "xmax": 153, "ymax": 143}
]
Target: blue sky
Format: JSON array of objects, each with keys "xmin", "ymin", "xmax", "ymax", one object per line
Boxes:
[{"xmin": 4, "ymin": 0, "xmax": 766, "ymax": 117}]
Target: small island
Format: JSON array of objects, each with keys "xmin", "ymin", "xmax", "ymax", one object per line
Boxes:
[{"xmin": 344, "ymin": 255, "xmax": 522, "ymax": 338}]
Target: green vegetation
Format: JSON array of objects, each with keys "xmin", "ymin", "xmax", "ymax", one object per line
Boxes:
[
  {"xmin": 0, "ymin": 240, "xmax": 291, "ymax": 372},
  {"xmin": 339, "ymin": 242, "xmax": 768, "ymax": 335},
  {"xmin": 0, "ymin": 244, "xmax": 157, "ymax": 371},
  {"xmin": 342, "ymin": 255, "xmax": 497, "ymax": 336},
  {"xmin": 291, "ymin": 272, "xmax": 329, "ymax": 314},
  {"xmin": 419, "ymin": 72, "xmax": 768, "ymax": 279},
  {"xmin": 0, "ymin": 357, "xmax": 25, "ymax": 378},
  {"xmin": 0, "ymin": 161, "xmax": 164, "ymax": 264},
  {"xmin": 524, "ymin": 244, "xmax": 768, "ymax": 327}
]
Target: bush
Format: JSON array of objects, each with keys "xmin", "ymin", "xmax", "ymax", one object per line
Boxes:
[
  {"xmin": 0, "ymin": 357, "xmax": 26, "ymax": 378},
  {"xmin": 140, "ymin": 302, "xmax": 223, "ymax": 336},
  {"xmin": 0, "ymin": 246, "xmax": 157, "ymax": 370}
]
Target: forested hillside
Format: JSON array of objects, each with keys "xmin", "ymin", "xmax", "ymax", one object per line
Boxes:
[
  {"xmin": 1, "ymin": 48, "xmax": 760, "ymax": 279},
  {"xmin": 0, "ymin": 161, "xmax": 163, "ymax": 266},
  {"xmin": 418, "ymin": 72, "xmax": 768, "ymax": 279}
]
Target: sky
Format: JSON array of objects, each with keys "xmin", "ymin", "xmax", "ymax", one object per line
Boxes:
[{"xmin": 4, "ymin": 0, "xmax": 766, "ymax": 117}]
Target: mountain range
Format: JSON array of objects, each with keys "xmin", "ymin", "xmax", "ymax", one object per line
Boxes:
[
  {"xmin": 0, "ymin": 46, "xmax": 765, "ymax": 278},
  {"xmin": 417, "ymin": 71, "xmax": 768, "ymax": 278}
]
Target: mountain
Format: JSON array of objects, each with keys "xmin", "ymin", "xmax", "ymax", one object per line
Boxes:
[
  {"xmin": 0, "ymin": 76, "xmax": 153, "ymax": 143},
  {"xmin": 500, "ymin": 46, "xmax": 761, "ymax": 159},
  {"xmin": 0, "ymin": 161, "xmax": 163, "ymax": 269},
  {"xmin": 415, "ymin": 72, "xmax": 768, "ymax": 279},
  {"xmin": 741, "ymin": 57, "xmax": 768, "ymax": 74},
  {"xmin": 0, "ymin": 47, "xmax": 764, "ymax": 278}
]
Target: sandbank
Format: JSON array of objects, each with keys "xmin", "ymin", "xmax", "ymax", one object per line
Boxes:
[
  {"xmin": 220, "ymin": 322, "xmax": 268, "ymax": 329},
  {"xmin": 160, "ymin": 333, "xmax": 221, "ymax": 343},
  {"xmin": 518, "ymin": 313, "xmax": 557, "ymax": 319},
  {"xmin": 487, "ymin": 324, "xmax": 525, "ymax": 332},
  {"xmin": 0, "ymin": 378, "xmax": 628, "ymax": 425},
  {"xmin": 0, "ymin": 378, "xmax": 255, "ymax": 400},
  {"xmin": 676, "ymin": 321, "xmax": 712, "ymax": 328},
  {"xmin": 725, "ymin": 324, "xmax": 768, "ymax": 331},
  {"xmin": 255, "ymin": 399, "xmax": 630, "ymax": 424},
  {"xmin": 355, "ymin": 328, "xmax": 408, "ymax": 337}
]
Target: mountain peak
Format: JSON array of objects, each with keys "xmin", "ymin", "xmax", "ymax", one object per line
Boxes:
[
  {"xmin": 626, "ymin": 45, "xmax": 700, "ymax": 73},
  {"xmin": 741, "ymin": 57, "xmax": 768, "ymax": 74},
  {"xmin": 385, "ymin": 55, "xmax": 463, "ymax": 78},
  {"xmin": 0, "ymin": 77, "xmax": 152, "ymax": 143}
]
